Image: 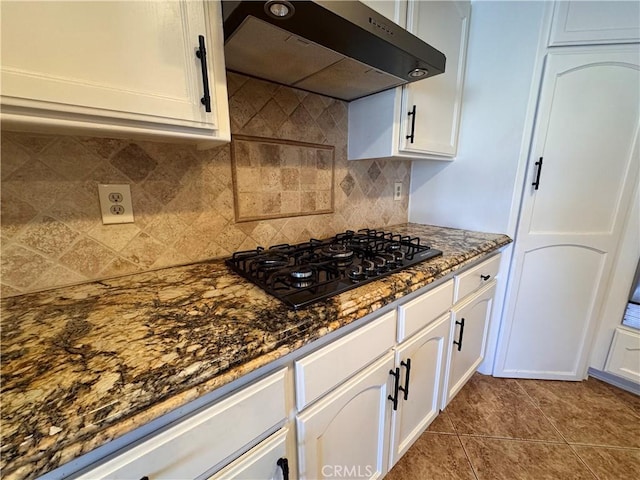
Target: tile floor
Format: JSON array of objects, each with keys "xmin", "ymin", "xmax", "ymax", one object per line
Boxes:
[{"xmin": 386, "ymin": 373, "xmax": 640, "ymax": 480}]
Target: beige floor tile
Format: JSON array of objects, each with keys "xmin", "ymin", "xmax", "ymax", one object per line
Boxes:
[
  {"xmin": 461, "ymin": 436, "xmax": 596, "ymax": 480},
  {"xmin": 446, "ymin": 374, "xmax": 562, "ymax": 441},
  {"xmin": 517, "ymin": 378, "xmax": 640, "ymax": 448},
  {"xmin": 599, "ymin": 382, "xmax": 640, "ymax": 417},
  {"xmin": 427, "ymin": 409, "xmax": 457, "ymax": 434},
  {"xmin": 572, "ymin": 445, "xmax": 640, "ymax": 480},
  {"xmin": 386, "ymin": 433, "xmax": 476, "ymax": 480}
]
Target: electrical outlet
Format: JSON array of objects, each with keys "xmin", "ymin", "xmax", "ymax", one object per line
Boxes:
[
  {"xmin": 394, "ymin": 182, "xmax": 403, "ymax": 201},
  {"xmin": 98, "ymin": 184, "xmax": 134, "ymax": 224}
]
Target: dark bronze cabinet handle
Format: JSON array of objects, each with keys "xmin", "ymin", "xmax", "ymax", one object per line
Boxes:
[
  {"xmin": 453, "ymin": 317, "xmax": 465, "ymax": 352},
  {"xmin": 195, "ymin": 35, "xmax": 212, "ymax": 113},
  {"xmin": 140, "ymin": 477, "xmax": 149, "ymax": 480},
  {"xmin": 277, "ymin": 457, "xmax": 289, "ymax": 480},
  {"xmin": 480, "ymin": 274, "xmax": 491, "ymax": 281},
  {"xmin": 406, "ymin": 105, "xmax": 417, "ymax": 143},
  {"xmin": 388, "ymin": 367, "xmax": 401, "ymax": 411},
  {"xmin": 399, "ymin": 358, "xmax": 411, "ymax": 401},
  {"xmin": 532, "ymin": 157, "xmax": 543, "ymax": 190}
]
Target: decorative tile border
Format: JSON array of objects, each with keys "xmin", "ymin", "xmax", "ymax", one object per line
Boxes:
[{"xmin": 231, "ymin": 135, "xmax": 334, "ymax": 222}]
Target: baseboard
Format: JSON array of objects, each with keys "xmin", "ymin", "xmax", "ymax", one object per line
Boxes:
[{"xmin": 588, "ymin": 367, "xmax": 640, "ymax": 395}]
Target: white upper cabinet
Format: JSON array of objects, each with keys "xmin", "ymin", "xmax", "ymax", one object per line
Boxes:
[
  {"xmin": 359, "ymin": 0, "xmax": 406, "ymax": 25},
  {"xmin": 549, "ymin": 1, "xmax": 640, "ymax": 46},
  {"xmin": 400, "ymin": 1, "xmax": 470, "ymax": 157},
  {"xmin": 0, "ymin": 0, "xmax": 230, "ymax": 146},
  {"xmin": 349, "ymin": 0, "xmax": 470, "ymax": 161}
]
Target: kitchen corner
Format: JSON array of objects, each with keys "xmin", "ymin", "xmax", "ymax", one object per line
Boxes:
[
  {"xmin": 3, "ymin": 0, "xmax": 638, "ymax": 479},
  {"xmin": 1, "ymin": 224, "xmax": 510, "ymax": 479}
]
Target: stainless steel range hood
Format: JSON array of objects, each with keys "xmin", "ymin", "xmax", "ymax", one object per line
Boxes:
[{"xmin": 221, "ymin": 1, "xmax": 446, "ymax": 101}]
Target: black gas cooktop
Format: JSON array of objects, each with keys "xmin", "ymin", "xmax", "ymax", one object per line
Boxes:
[{"xmin": 225, "ymin": 229, "xmax": 442, "ymax": 310}]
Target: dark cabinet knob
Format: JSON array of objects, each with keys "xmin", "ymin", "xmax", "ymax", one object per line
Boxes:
[
  {"xmin": 277, "ymin": 457, "xmax": 290, "ymax": 480},
  {"xmin": 453, "ymin": 317, "xmax": 466, "ymax": 352},
  {"xmin": 480, "ymin": 274, "xmax": 491, "ymax": 281},
  {"xmin": 388, "ymin": 367, "xmax": 401, "ymax": 411},
  {"xmin": 406, "ymin": 105, "xmax": 417, "ymax": 143},
  {"xmin": 195, "ymin": 35, "xmax": 212, "ymax": 112},
  {"xmin": 399, "ymin": 358, "xmax": 411, "ymax": 401}
]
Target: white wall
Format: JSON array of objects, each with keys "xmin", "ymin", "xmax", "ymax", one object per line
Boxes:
[
  {"xmin": 408, "ymin": 1, "xmax": 547, "ymax": 374},
  {"xmin": 408, "ymin": 1, "xmax": 545, "ymax": 235}
]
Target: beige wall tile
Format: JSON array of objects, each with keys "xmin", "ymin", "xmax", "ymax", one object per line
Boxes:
[
  {"xmin": 17, "ymin": 216, "xmax": 80, "ymax": 258},
  {"xmin": 119, "ymin": 232, "xmax": 166, "ymax": 269},
  {"xmin": 59, "ymin": 238, "xmax": 116, "ymax": 277},
  {"xmin": 1, "ymin": 244, "xmax": 55, "ymax": 290},
  {"xmin": 1, "ymin": 137, "xmax": 32, "ymax": 181},
  {"xmin": 87, "ymin": 223, "xmax": 141, "ymax": 252},
  {"xmin": 0, "ymin": 72, "xmax": 410, "ymax": 297},
  {"xmin": 37, "ymin": 137, "xmax": 102, "ymax": 180}
]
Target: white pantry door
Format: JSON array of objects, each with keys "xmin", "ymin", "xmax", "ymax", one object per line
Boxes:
[{"xmin": 494, "ymin": 46, "xmax": 640, "ymax": 380}]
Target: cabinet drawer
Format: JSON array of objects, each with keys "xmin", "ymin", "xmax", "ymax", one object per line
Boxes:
[
  {"xmin": 208, "ymin": 428, "xmax": 289, "ymax": 480},
  {"xmin": 397, "ymin": 280, "xmax": 454, "ymax": 342},
  {"xmin": 294, "ymin": 311, "xmax": 396, "ymax": 410},
  {"xmin": 454, "ymin": 253, "xmax": 501, "ymax": 303},
  {"xmin": 78, "ymin": 368, "xmax": 287, "ymax": 480},
  {"xmin": 605, "ymin": 327, "xmax": 640, "ymax": 384}
]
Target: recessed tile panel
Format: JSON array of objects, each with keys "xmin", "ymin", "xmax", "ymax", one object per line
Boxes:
[{"xmin": 231, "ymin": 135, "xmax": 334, "ymax": 222}]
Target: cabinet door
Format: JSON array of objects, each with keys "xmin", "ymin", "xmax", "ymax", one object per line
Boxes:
[
  {"xmin": 390, "ymin": 313, "xmax": 450, "ymax": 467},
  {"xmin": 399, "ymin": 1, "xmax": 470, "ymax": 157},
  {"xmin": 549, "ymin": 1, "xmax": 640, "ymax": 46},
  {"xmin": 444, "ymin": 282, "xmax": 495, "ymax": 406},
  {"xmin": 297, "ymin": 353, "xmax": 395, "ymax": 480},
  {"xmin": 494, "ymin": 47, "xmax": 640, "ymax": 381},
  {"xmin": 1, "ymin": 1, "xmax": 229, "ymax": 142},
  {"xmin": 208, "ymin": 428, "xmax": 290, "ymax": 480}
]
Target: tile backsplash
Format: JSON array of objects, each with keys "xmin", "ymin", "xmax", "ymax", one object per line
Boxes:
[{"xmin": 0, "ymin": 72, "xmax": 411, "ymax": 297}]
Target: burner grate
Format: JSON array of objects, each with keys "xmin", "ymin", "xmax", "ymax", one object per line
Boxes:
[{"xmin": 225, "ymin": 229, "xmax": 442, "ymax": 309}]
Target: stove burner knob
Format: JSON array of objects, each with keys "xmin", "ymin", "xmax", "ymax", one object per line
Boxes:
[
  {"xmin": 391, "ymin": 250, "xmax": 405, "ymax": 262},
  {"xmin": 347, "ymin": 264, "xmax": 366, "ymax": 281},
  {"xmin": 363, "ymin": 259, "xmax": 376, "ymax": 275},
  {"xmin": 373, "ymin": 256, "xmax": 387, "ymax": 269},
  {"xmin": 379, "ymin": 253, "xmax": 396, "ymax": 267}
]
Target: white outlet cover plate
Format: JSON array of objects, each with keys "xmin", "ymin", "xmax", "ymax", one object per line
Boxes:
[
  {"xmin": 394, "ymin": 182, "xmax": 402, "ymax": 201},
  {"xmin": 98, "ymin": 184, "xmax": 134, "ymax": 224}
]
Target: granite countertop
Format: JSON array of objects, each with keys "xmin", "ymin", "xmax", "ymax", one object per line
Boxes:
[{"xmin": 1, "ymin": 223, "xmax": 511, "ymax": 479}]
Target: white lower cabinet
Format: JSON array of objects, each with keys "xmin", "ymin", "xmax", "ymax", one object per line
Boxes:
[
  {"xmin": 76, "ymin": 368, "xmax": 287, "ymax": 480},
  {"xmin": 604, "ymin": 327, "xmax": 640, "ymax": 384},
  {"xmin": 69, "ymin": 255, "xmax": 502, "ymax": 480},
  {"xmin": 208, "ymin": 428, "xmax": 290, "ymax": 480},
  {"xmin": 443, "ymin": 281, "xmax": 496, "ymax": 406},
  {"xmin": 294, "ymin": 312, "xmax": 396, "ymax": 411},
  {"xmin": 296, "ymin": 353, "xmax": 396, "ymax": 480},
  {"xmin": 390, "ymin": 313, "xmax": 451, "ymax": 467}
]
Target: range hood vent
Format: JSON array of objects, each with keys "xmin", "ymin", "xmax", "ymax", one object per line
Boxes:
[{"xmin": 221, "ymin": 1, "xmax": 446, "ymax": 102}]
